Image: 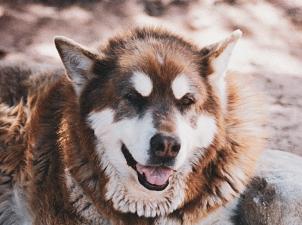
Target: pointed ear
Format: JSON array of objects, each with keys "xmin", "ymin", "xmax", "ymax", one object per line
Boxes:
[
  {"xmin": 200, "ymin": 29, "xmax": 242, "ymax": 79},
  {"xmin": 200, "ymin": 30, "xmax": 242, "ymax": 108},
  {"xmin": 54, "ymin": 36, "xmax": 98, "ymax": 95}
]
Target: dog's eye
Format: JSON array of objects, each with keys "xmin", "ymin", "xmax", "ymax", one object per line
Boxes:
[
  {"xmin": 124, "ymin": 91, "xmax": 144, "ymax": 103},
  {"xmin": 179, "ymin": 94, "xmax": 196, "ymax": 107}
]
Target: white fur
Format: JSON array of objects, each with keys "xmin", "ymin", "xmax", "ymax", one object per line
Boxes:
[
  {"xmin": 131, "ymin": 71, "xmax": 153, "ymax": 97},
  {"xmin": 88, "ymin": 109, "xmax": 156, "ymax": 174},
  {"xmin": 174, "ymin": 112, "xmax": 217, "ymax": 169},
  {"xmin": 13, "ymin": 187, "xmax": 32, "ymax": 225},
  {"xmin": 210, "ymin": 77, "xmax": 227, "ymax": 110},
  {"xmin": 87, "ymin": 108, "xmax": 115, "ymax": 135},
  {"xmin": 211, "ymin": 44, "xmax": 237, "ymax": 79},
  {"xmin": 103, "ymin": 157, "xmax": 186, "ymax": 217},
  {"xmin": 218, "ymin": 182, "xmax": 237, "ymax": 201},
  {"xmin": 171, "ymin": 74, "xmax": 191, "ymax": 99}
]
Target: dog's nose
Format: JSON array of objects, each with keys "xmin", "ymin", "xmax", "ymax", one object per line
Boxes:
[{"xmin": 150, "ymin": 133, "xmax": 181, "ymax": 159}]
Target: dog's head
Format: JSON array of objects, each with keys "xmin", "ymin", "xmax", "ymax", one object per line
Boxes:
[{"xmin": 55, "ymin": 28, "xmax": 242, "ymax": 216}]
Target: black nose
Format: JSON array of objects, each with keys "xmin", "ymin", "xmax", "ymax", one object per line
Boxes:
[{"xmin": 150, "ymin": 133, "xmax": 181, "ymax": 159}]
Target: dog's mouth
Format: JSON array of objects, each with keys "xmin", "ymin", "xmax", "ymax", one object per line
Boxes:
[{"xmin": 121, "ymin": 144, "xmax": 173, "ymax": 191}]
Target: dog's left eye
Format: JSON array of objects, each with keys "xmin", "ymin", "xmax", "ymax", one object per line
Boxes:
[{"xmin": 179, "ymin": 94, "xmax": 196, "ymax": 107}]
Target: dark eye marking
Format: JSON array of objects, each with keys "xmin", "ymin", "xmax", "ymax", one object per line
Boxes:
[
  {"xmin": 178, "ymin": 93, "xmax": 196, "ymax": 108},
  {"xmin": 124, "ymin": 90, "xmax": 147, "ymax": 106}
]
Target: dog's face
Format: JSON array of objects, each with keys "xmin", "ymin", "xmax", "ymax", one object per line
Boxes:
[
  {"xmin": 86, "ymin": 57, "xmax": 217, "ymax": 192},
  {"xmin": 55, "ymin": 28, "xmax": 241, "ymax": 215}
]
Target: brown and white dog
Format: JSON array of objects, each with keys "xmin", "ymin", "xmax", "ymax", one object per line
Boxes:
[{"xmin": 0, "ymin": 27, "xmax": 265, "ymax": 225}]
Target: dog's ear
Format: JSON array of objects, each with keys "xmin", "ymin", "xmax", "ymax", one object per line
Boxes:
[
  {"xmin": 200, "ymin": 29, "xmax": 242, "ymax": 79},
  {"xmin": 54, "ymin": 36, "xmax": 98, "ymax": 95},
  {"xmin": 200, "ymin": 30, "xmax": 242, "ymax": 105}
]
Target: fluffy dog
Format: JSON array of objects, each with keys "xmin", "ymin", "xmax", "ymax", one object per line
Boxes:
[{"xmin": 0, "ymin": 27, "xmax": 266, "ymax": 225}]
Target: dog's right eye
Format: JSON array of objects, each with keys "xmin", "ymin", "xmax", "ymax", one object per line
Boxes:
[{"xmin": 124, "ymin": 91, "xmax": 144, "ymax": 104}]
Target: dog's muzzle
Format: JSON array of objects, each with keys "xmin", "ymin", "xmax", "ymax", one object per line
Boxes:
[{"xmin": 121, "ymin": 144, "xmax": 175, "ymax": 191}]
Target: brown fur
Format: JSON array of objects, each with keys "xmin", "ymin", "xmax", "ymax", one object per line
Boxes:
[{"xmin": 0, "ymin": 28, "xmax": 266, "ymax": 225}]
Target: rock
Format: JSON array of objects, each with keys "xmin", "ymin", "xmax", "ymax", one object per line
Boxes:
[
  {"xmin": 142, "ymin": 0, "xmax": 166, "ymax": 16},
  {"xmin": 141, "ymin": 0, "xmax": 193, "ymax": 16}
]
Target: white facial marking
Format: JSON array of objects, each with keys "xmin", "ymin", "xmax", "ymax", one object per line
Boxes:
[
  {"xmin": 87, "ymin": 108, "xmax": 115, "ymax": 136},
  {"xmin": 131, "ymin": 71, "xmax": 153, "ymax": 97},
  {"xmin": 173, "ymin": 112, "xmax": 217, "ymax": 169},
  {"xmin": 88, "ymin": 109, "xmax": 156, "ymax": 170},
  {"xmin": 171, "ymin": 74, "xmax": 191, "ymax": 100}
]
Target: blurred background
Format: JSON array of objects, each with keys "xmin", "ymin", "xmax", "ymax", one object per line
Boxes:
[{"xmin": 0, "ymin": 0, "xmax": 301, "ymax": 155}]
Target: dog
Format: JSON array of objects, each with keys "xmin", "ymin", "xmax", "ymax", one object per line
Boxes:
[{"xmin": 0, "ymin": 27, "xmax": 265, "ymax": 225}]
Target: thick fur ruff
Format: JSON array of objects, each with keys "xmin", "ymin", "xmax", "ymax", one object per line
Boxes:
[{"xmin": 0, "ymin": 28, "xmax": 266, "ymax": 225}]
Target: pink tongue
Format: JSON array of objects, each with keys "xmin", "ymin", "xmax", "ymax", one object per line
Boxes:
[{"xmin": 136, "ymin": 164, "xmax": 173, "ymax": 186}]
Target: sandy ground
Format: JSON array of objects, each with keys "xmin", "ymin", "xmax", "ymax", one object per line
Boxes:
[{"xmin": 0, "ymin": 0, "xmax": 301, "ymax": 155}]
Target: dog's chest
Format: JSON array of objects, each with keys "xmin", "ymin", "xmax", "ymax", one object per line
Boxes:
[{"xmin": 65, "ymin": 171, "xmax": 237, "ymax": 225}]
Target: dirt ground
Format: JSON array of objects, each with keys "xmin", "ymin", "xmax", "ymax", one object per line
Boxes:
[{"xmin": 0, "ymin": 0, "xmax": 301, "ymax": 155}]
